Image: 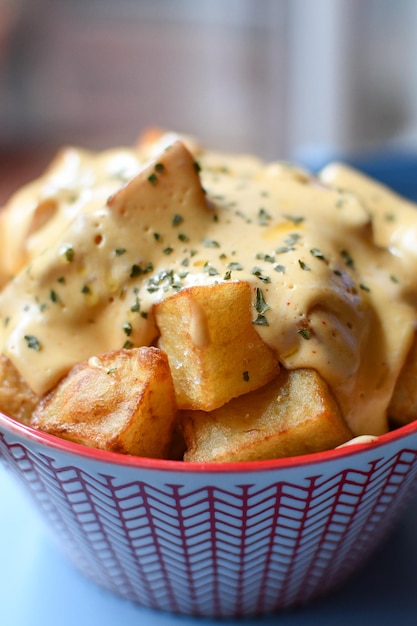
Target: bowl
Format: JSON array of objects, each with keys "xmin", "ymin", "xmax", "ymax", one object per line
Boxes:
[{"xmin": 1, "ymin": 411, "xmax": 417, "ymax": 618}]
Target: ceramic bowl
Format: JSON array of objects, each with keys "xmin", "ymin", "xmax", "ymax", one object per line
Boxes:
[{"xmin": 1, "ymin": 411, "xmax": 417, "ymax": 618}]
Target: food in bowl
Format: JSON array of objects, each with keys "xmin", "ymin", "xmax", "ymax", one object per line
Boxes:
[
  {"xmin": 0, "ymin": 129, "xmax": 416, "ymax": 462},
  {"xmin": 1, "ymin": 131, "xmax": 417, "ymax": 618}
]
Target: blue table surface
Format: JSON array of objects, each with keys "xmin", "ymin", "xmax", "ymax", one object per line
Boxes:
[
  {"xmin": 302, "ymin": 147, "xmax": 417, "ymax": 203},
  {"xmin": 2, "ymin": 464, "xmax": 417, "ymax": 626}
]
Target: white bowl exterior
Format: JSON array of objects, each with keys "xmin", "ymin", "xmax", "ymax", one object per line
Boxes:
[{"xmin": 1, "ymin": 425, "xmax": 417, "ymax": 617}]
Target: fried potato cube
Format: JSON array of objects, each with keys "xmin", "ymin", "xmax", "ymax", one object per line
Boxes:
[
  {"xmin": 389, "ymin": 333, "xmax": 417, "ymax": 426},
  {"xmin": 31, "ymin": 347, "xmax": 177, "ymax": 458},
  {"xmin": 181, "ymin": 368, "xmax": 353, "ymax": 462},
  {"xmin": 154, "ymin": 282, "xmax": 280, "ymax": 411},
  {"xmin": 0, "ymin": 354, "xmax": 40, "ymax": 424}
]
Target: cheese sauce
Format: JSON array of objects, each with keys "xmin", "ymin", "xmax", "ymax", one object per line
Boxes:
[{"xmin": 0, "ymin": 135, "xmax": 416, "ymax": 437}]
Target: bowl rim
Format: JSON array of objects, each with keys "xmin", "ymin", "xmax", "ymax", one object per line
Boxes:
[{"xmin": 1, "ymin": 409, "xmax": 417, "ymax": 474}]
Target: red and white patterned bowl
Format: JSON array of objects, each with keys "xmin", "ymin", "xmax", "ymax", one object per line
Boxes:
[{"xmin": 1, "ymin": 412, "xmax": 417, "ymax": 618}]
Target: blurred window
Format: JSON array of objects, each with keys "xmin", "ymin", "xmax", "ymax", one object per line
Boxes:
[{"xmin": 0, "ymin": 0, "xmax": 417, "ymax": 159}]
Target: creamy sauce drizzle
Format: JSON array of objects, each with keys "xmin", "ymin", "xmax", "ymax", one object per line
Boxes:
[{"xmin": 0, "ymin": 135, "xmax": 416, "ymax": 437}]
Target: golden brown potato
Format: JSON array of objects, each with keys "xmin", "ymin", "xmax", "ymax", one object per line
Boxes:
[
  {"xmin": 0, "ymin": 354, "xmax": 40, "ymax": 424},
  {"xmin": 154, "ymin": 281, "xmax": 280, "ymax": 411},
  {"xmin": 181, "ymin": 368, "xmax": 353, "ymax": 462},
  {"xmin": 389, "ymin": 332, "xmax": 417, "ymax": 426},
  {"xmin": 31, "ymin": 346, "xmax": 177, "ymax": 458}
]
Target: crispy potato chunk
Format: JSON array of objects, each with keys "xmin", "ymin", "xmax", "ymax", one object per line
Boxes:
[
  {"xmin": 389, "ymin": 332, "xmax": 417, "ymax": 426},
  {"xmin": 0, "ymin": 354, "xmax": 40, "ymax": 423},
  {"xmin": 181, "ymin": 368, "xmax": 353, "ymax": 462},
  {"xmin": 154, "ymin": 282, "xmax": 280, "ymax": 411},
  {"xmin": 31, "ymin": 347, "xmax": 177, "ymax": 458}
]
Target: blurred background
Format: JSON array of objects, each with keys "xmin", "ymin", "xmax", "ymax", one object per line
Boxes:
[{"xmin": 1, "ymin": 0, "xmax": 417, "ymax": 204}]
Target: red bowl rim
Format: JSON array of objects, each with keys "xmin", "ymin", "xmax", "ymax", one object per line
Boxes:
[{"xmin": 1, "ymin": 409, "xmax": 417, "ymax": 474}]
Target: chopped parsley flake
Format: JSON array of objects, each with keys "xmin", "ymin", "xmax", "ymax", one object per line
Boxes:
[
  {"xmin": 253, "ymin": 314, "xmax": 269, "ymax": 326},
  {"xmin": 147, "ymin": 269, "xmax": 183, "ymax": 293},
  {"xmin": 253, "ymin": 287, "xmax": 270, "ymax": 327},
  {"xmin": 147, "ymin": 173, "xmax": 158, "ymax": 186},
  {"xmin": 285, "ymin": 233, "xmax": 301, "ymax": 246},
  {"xmin": 298, "ymin": 328, "xmax": 311, "ymax": 340},
  {"xmin": 252, "ymin": 267, "xmax": 271, "ymax": 283},
  {"xmin": 256, "ymin": 253, "xmax": 275, "ymax": 263},
  {"xmin": 123, "ymin": 340, "xmax": 134, "ymax": 349},
  {"xmin": 81, "ymin": 285, "xmax": 91, "ymax": 294},
  {"xmin": 341, "ymin": 249, "xmax": 355, "ymax": 269},
  {"xmin": 243, "ymin": 370, "xmax": 250, "ymax": 382},
  {"xmin": 172, "ymin": 214, "xmax": 184, "ymax": 226},
  {"xmin": 276, "ymin": 245, "xmax": 292, "ymax": 254},
  {"xmin": 155, "ymin": 162, "xmax": 165, "ymax": 173},
  {"xmin": 298, "ymin": 259, "xmax": 311, "ymax": 271},
  {"xmin": 202, "ymin": 239, "xmax": 220, "ymax": 248},
  {"xmin": 228, "ymin": 262, "xmax": 244, "ymax": 271},
  {"xmin": 115, "ymin": 247, "xmax": 126, "ymax": 256},
  {"xmin": 63, "ymin": 246, "xmax": 74, "ymax": 262},
  {"xmin": 130, "ymin": 297, "xmax": 140, "ymax": 312},
  {"xmin": 123, "ymin": 322, "xmax": 132, "ymax": 336},
  {"xmin": 130, "ymin": 262, "xmax": 153, "ymax": 278},
  {"xmin": 203, "ymin": 262, "xmax": 219, "ymax": 276},
  {"xmin": 258, "ymin": 208, "xmax": 272, "ymax": 225},
  {"xmin": 254, "ymin": 288, "xmax": 270, "ymax": 315},
  {"xmin": 310, "ymin": 248, "xmax": 326, "ymax": 261},
  {"xmin": 284, "ymin": 214, "xmax": 304, "ymax": 224},
  {"xmin": 24, "ymin": 334, "xmax": 41, "ymax": 350}
]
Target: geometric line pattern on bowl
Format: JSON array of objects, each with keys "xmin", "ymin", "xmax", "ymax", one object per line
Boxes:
[{"xmin": 1, "ymin": 432, "xmax": 417, "ymax": 617}]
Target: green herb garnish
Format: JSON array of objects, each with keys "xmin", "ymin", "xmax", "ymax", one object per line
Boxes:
[
  {"xmin": 341, "ymin": 249, "xmax": 355, "ymax": 269},
  {"xmin": 252, "ymin": 267, "xmax": 271, "ymax": 283},
  {"xmin": 123, "ymin": 322, "xmax": 132, "ymax": 336},
  {"xmin": 172, "ymin": 214, "xmax": 184, "ymax": 226},
  {"xmin": 24, "ymin": 335, "xmax": 41, "ymax": 351},
  {"xmin": 310, "ymin": 248, "xmax": 326, "ymax": 261}
]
